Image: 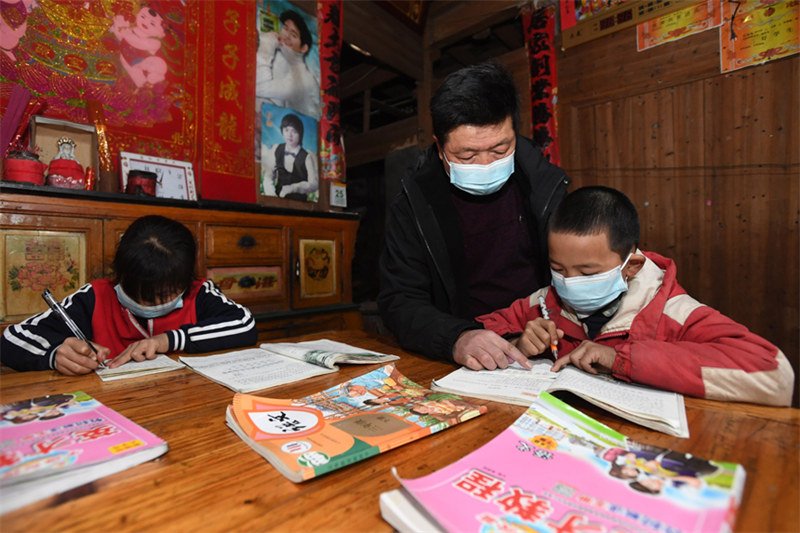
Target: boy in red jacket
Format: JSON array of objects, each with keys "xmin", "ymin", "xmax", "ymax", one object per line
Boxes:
[{"xmin": 477, "ymin": 186, "xmax": 794, "ymax": 406}]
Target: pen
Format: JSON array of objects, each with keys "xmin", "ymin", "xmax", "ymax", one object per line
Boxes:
[
  {"xmin": 537, "ymin": 295, "xmax": 559, "ymax": 359},
  {"xmin": 42, "ymin": 289, "xmax": 106, "ymax": 369}
]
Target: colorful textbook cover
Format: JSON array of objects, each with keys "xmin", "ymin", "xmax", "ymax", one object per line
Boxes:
[
  {"xmin": 226, "ymin": 364, "xmax": 487, "ymax": 482},
  {"xmin": 0, "ymin": 391, "xmax": 167, "ymax": 515},
  {"xmin": 385, "ymin": 392, "xmax": 745, "ymax": 533}
]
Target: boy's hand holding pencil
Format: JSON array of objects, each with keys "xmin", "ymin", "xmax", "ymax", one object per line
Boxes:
[{"xmin": 513, "ymin": 295, "xmax": 564, "ymax": 360}]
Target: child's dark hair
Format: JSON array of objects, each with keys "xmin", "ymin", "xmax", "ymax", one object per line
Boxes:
[
  {"xmin": 430, "ymin": 62, "xmax": 520, "ymax": 146},
  {"xmin": 548, "ymin": 186, "xmax": 640, "ymax": 260},
  {"xmin": 112, "ymin": 215, "xmax": 196, "ymax": 304},
  {"xmin": 280, "ymin": 10, "xmax": 312, "ymax": 53},
  {"xmin": 281, "ymin": 113, "xmax": 304, "ymax": 144}
]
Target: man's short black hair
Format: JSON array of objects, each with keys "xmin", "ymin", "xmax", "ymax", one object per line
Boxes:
[
  {"xmin": 430, "ymin": 62, "xmax": 520, "ymax": 146},
  {"xmin": 280, "ymin": 113, "xmax": 304, "ymax": 144},
  {"xmin": 280, "ymin": 10, "xmax": 312, "ymax": 52},
  {"xmin": 112, "ymin": 215, "xmax": 196, "ymax": 304},
  {"xmin": 548, "ymin": 186, "xmax": 640, "ymax": 260}
]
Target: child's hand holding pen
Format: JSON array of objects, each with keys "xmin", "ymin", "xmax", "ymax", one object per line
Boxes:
[
  {"xmin": 54, "ymin": 337, "xmax": 111, "ymax": 376},
  {"xmin": 513, "ymin": 295, "xmax": 564, "ymax": 360}
]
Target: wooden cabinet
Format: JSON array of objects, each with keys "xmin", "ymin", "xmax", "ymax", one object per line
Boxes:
[{"xmin": 0, "ymin": 186, "xmax": 361, "ymax": 341}]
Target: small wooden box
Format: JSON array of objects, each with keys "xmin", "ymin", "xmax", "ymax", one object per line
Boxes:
[{"xmin": 29, "ymin": 116, "xmax": 99, "ymax": 175}]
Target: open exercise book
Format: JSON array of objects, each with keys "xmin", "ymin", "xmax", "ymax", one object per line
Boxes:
[
  {"xmin": 0, "ymin": 391, "xmax": 167, "ymax": 515},
  {"xmin": 226, "ymin": 364, "xmax": 487, "ymax": 482},
  {"xmin": 96, "ymin": 354, "xmax": 185, "ymax": 381},
  {"xmin": 181, "ymin": 339, "xmax": 399, "ymax": 393},
  {"xmin": 381, "ymin": 392, "xmax": 745, "ymax": 533},
  {"xmin": 432, "ymin": 359, "xmax": 688, "ymax": 437}
]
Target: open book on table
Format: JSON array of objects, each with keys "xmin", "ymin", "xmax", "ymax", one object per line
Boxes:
[
  {"xmin": 382, "ymin": 392, "xmax": 745, "ymax": 533},
  {"xmin": 96, "ymin": 354, "xmax": 185, "ymax": 381},
  {"xmin": 226, "ymin": 363, "xmax": 487, "ymax": 483},
  {"xmin": 0, "ymin": 391, "xmax": 167, "ymax": 515},
  {"xmin": 180, "ymin": 339, "xmax": 399, "ymax": 393},
  {"xmin": 431, "ymin": 359, "xmax": 688, "ymax": 438}
]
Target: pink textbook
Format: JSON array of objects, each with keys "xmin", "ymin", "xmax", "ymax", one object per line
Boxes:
[
  {"xmin": 383, "ymin": 392, "xmax": 745, "ymax": 533},
  {"xmin": 0, "ymin": 391, "xmax": 167, "ymax": 514}
]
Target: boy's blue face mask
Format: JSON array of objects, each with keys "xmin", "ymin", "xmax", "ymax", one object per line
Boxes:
[
  {"xmin": 444, "ymin": 151, "xmax": 515, "ymax": 196},
  {"xmin": 550, "ymin": 253, "xmax": 632, "ymax": 317},
  {"xmin": 114, "ymin": 284, "xmax": 183, "ymax": 319}
]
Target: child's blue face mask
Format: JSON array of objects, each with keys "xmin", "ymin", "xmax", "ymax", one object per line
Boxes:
[
  {"xmin": 444, "ymin": 151, "xmax": 515, "ymax": 196},
  {"xmin": 550, "ymin": 253, "xmax": 632, "ymax": 317},
  {"xmin": 114, "ymin": 284, "xmax": 183, "ymax": 319}
]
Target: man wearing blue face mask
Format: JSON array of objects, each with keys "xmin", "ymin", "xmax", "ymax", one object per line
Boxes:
[
  {"xmin": 378, "ymin": 62, "xmax": 571, "ymax": 370},
  {"xmin": 1, "ymin": 216, "xmax": 257, "ymax": 374},
  {"xmin": 477, "ymin": 186, "xmax": 794, "ymax": 406}
]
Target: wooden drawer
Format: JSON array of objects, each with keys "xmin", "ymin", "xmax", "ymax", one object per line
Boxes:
[{"xmin": 206, "ymin": 225, "xmax": 283, "ymax": 264}]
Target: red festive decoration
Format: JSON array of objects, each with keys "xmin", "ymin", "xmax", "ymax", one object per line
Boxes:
[{"xmin": 523, "ymin": 5, "xmax": 560, "ymax": 166}]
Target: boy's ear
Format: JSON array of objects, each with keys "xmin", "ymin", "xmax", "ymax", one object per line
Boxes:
[
  {"xmin": 301, "ymin": 43, "xmax": 309, "ymax": 54},
  {"xmin": 624, "ymin": 252, "xmax": 646, "ymax": 280}
]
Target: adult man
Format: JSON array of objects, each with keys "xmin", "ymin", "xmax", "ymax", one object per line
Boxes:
[{"xmin": 378, "ymin": 62, "xmax": 570, "ymax": 370}]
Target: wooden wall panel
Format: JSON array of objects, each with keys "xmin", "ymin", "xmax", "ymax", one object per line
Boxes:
[{"xmin": 557, "ymin": 27, "xmax": 799, "ymax": 402}]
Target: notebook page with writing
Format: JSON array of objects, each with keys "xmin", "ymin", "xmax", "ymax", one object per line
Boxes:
[{"xmin": 180, "ymin": 348, "xmax": 333, "ymax": 393}]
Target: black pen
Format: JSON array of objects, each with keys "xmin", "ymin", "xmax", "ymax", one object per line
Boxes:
[{"xmin": 42, "ymin": 289, "xmax": 106, "ymax": 369}]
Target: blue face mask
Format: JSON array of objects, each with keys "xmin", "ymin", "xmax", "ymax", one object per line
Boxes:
[
  {"xmin": 550, "ymin": 253, "xmax": 632, "ymax": 317},
  {"xmin": 114, "ymin": 284, "xmax": 184, "ymax": 319},
  {"xmin": 444, "ymin": 151, "xmax": 515, "ymax": 196}
]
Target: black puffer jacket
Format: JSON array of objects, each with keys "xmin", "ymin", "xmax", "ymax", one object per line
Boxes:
[{"xmin": 378, "ymin": 135, "xmax": 571, "ymax": 361}]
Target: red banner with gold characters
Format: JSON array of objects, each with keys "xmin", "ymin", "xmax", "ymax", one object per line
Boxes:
[
  {"xmin": 0, "ymin": 0, "xmax": 199, "ymax": 179},
  {"xmin": 318, "ymin": 0, "xmax": 344, "ymax": 182},
  {"xmin": 522, "ymin": 5, "xmax": 560, "ymax": 166},
  {"xmin": 199, "ymin": 0, "xmax": 257, "ymax": 203}
]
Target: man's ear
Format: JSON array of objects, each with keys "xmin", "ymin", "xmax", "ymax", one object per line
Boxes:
[
  {"xmin": 624, "ymin": 252, "xmax": 646, "ymax": 280},
  {"xmin": 301, "ymin": 43, "xmax": 309, "ymax": 54},
  {"xmin": 433, "ymin": 136, "xmax": 444, "ymax": 162}
]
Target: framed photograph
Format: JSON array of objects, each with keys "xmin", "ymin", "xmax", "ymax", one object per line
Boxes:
[{"xmin": 119, "ymin": 152, "xmax": 197, "ymax": 200}]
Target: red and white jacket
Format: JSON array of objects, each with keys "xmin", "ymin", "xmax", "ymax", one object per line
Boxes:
[
  {"xmin": 2, "ymin": 279, "xmax": 257, "ymax": 372},
  {"xmin": 477, "ymin": 251, "xmax": 794, "ymax": 406}
]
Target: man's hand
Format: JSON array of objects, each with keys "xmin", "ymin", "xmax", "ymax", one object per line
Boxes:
[
  {"xmin": 107, "ymin": 333, "xmax": 170, "ymax": 368},
  {"xmin": 550, "ymin": 340, "xmax": 616, "ymax": 374},
  {"xmin": 54, "ymin": 337, "xmax": 111, "ymax": 376},
  {"xmin": 453, "ymin": 329, "xmax": 531, "ymax": 371},
  {"xmin": 514, "ymin": 317, "xmax": 564, "ymax": 357}
]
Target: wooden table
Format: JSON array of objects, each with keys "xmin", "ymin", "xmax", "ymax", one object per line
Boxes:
[{"xmin": 1, "ymin": 330, "xmax": 798, "ymax": 532}]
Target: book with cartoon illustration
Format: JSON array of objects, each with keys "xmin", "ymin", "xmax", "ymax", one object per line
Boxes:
[
  {"xmin": 431, "ymin": 359, "xmax": 689, "ymax": 437},
  {"xmin": 181, "ymin": 339, "xmax": 399, "ymax": 393},
  {"xmin": 0, "ymin": 391, "xmax": 167, "ymax": 515},
  {"xmin": 381, "ymin": 392, "xmax": 745, "ymax": 533},
  {"xmin": 225, "ymin": 364, "xmax": 487, "ymax": 483}
]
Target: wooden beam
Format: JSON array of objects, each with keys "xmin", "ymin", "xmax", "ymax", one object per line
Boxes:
[
  {"xmin": 344, "ymin": 116, "xmax": 420, "ymax": 167},
  {"xmin": 426, "ymin": 0, "xmax": 521, "ymax": 48},
  {"xmin": 340, "ymin": 64, "xmax": 399, "ymax": 99},
  {"xmin": 343, "ymin": 1, "xmax": 423, "ymax": 80},
  {"xmin": 362, "ymin": 88, "xmax": 371, "ymax": 133}
]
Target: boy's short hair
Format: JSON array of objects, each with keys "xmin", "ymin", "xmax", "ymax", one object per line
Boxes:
[
  {"xmin": 280, "ymin": 113, "xmax": 304, "ymax": 143},
  {"xmin": 280, "ymin": 10, "xmax": 312, "ymax": 52},
  {"xmin": 548, "ymin": 186, "xmax": 640, "ymax": 260},
  {"xmin": 112, "ymin": 215, "xmax": 196, "ymax": 304},
  {"xmin": 430, "ymin": 62, "xmax": 520, "ymax": 146}
]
